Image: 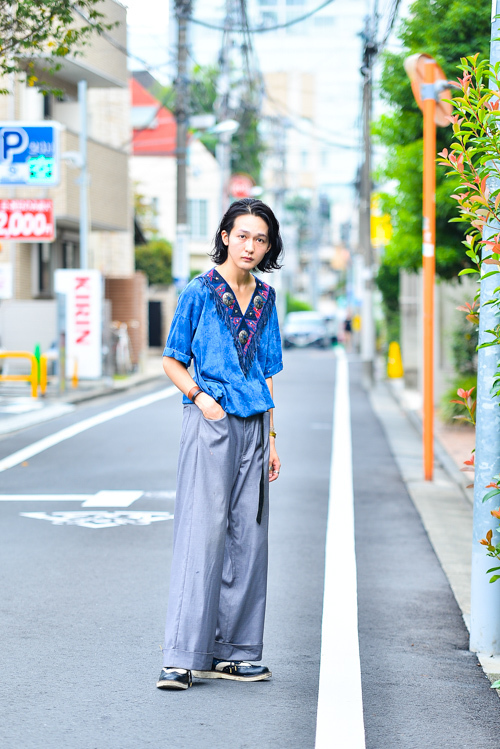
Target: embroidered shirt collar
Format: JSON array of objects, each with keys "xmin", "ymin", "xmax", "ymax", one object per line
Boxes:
[{"xmin": 201, "ymin": 267, "xmax": 275, "ymax": 376}]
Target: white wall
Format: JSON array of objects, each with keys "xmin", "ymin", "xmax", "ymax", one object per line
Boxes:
[{"xmin": 131, "ymin": 139, "xmax": 221, "ymax": 271}]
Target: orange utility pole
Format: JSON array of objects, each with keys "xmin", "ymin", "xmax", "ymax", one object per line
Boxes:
[
  {"xmin": 422, "ymin": 59, "xmax": 437, "ymax": 481},
  {"xmin": 404, "ymin": 53, "xmax": 451, "ymax": 481}
]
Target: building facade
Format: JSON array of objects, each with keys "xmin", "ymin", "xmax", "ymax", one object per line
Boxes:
[
  {"xmin": 130, "ymin": 75, "xmax": 222, "ymax": 275},
  {"xmin": 0, "ymin": 0, "xmax": 133, "ymax": 302}
]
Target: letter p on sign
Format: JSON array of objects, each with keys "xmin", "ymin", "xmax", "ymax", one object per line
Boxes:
[{"xmin": 0, "ymin": 128, "xmax": 29, "ymax": 164}]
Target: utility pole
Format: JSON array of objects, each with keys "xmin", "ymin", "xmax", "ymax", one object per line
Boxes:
[
  {"xmin": 470, "ymin": 3, "xmax": 500, "ymax": 657},
  {"xmin": 359, "ymin": 16, "xmax": 377, "ymax": 386},
  {"xmin": 216, "ymin": 0, "xmax": 235, "ymax": 215},
  {"xmin": 173, "ymin": 0, "xmax": 192, "ymax": 290}
]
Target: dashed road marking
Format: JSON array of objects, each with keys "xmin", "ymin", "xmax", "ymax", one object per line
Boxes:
[
  {"xmin": 0, "ymin": 490, "xmax": 176, "ymax": 506},
  {"xmin": 315, "ymin": 349, "xmax": 365, "ymax": 748}
]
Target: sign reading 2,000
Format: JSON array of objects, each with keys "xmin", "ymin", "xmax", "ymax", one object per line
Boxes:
[{"xmin": 0, "ymin": 199, "xmax": 55, "ymax": 242}]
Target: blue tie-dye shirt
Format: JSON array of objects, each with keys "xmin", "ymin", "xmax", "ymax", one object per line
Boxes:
[{"xmin": 163, "ymin": 268, "xmax": 283, "ymax": 417}]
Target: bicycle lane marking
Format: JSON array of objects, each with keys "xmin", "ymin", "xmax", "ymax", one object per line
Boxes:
[
  {"xmin": 0, "ymin": 386, "xmax": 178, "ymax": 473},
  {"xmin": 315, "ymin": 349, "xmax": 365, "ymax": 748}
]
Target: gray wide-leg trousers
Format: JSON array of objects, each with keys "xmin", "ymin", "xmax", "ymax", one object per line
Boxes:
[{"xmin": 162, "ymin": 404, "xmax": 270, "ymax": 670}]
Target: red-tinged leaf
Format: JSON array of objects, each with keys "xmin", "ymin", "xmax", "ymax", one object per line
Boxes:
[
  {"xmin": 438, "ymin": 148, "xmax": 449, "ymax": 158},
  {"xmin": 481, "ymin": 538, "xmax": 490, "ymax": 545},
  {"xmin": 466, "ymin": 314, "xmax": 480, "ymax": 324},
  {"xmin": 492, "ymin": 510, "xmax": 500, "ymax": 519},
  {"xmin": 483, "ymin": 258, "xmax": 500, "ymax": 264},
  {"xmin": 457, "ymin": 304, "xmax": 470, "ymax": 312},
  {"xmin": 450, "ymin": 399, "xmax": 465, "ymax": 405},
  {"xmin": 457, "ymin": 388, "xmax": 467, "ymax": 398},
  {"xmin": 481, "ymin": 176, "xmax": 488, "ymax": 194},
  {"xmin": 465, "ymin": 387, "xmax": 475, "ymax": 398},
  {"xmin": 466, "ymin": 484, "xmax": 474, "ymax": 489},
  {"xmin": 487, "ymin": 529, "xmax": 493, "ymax": 543},
  {"xmin": 486, "ymin": 483, "xmax": 499, "ymax": 488},
  {"xmin": 495, "ymin": 192, "xmax": 500, "ymax": 211}
]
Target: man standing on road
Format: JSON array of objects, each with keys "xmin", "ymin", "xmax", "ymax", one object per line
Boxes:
[{"xmin": 157, "ymin": 198, "xmax": 284, "ymax": 690}]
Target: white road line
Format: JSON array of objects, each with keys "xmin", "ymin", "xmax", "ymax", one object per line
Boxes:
[
  {"xmin": 0, "ymin": 386, "xmax": 178, "ymax": 474},
  {"xmin": 315, "ymin": 349, "xmax": 365, "ymax": 748}
]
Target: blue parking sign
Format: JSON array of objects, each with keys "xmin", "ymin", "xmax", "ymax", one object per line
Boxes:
[{"xmin": 0, "ymin": 121, "xmax": 60, "ymax": 186}]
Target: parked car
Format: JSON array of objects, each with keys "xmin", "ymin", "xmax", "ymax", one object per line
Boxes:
[{"xmin": 283, "ymin": 311, "xmax": 330, "ymax": 349}]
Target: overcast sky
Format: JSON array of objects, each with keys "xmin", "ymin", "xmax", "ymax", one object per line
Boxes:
[{"xmin": 125, "ymin": 0, "xmax": 171, "ymax": 81}]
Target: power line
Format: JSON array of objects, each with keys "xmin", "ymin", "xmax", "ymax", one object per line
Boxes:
[
  {"xmin": 72, "ymin": 5, "xmax": 177, "ymax": 77},
  {"xmin": 376, "ymin": 0, "xmax": 402, "ymax": 55},
  {"xmin": 262, "ymin": 87, "xmax": 359, "ymax": 150},
  {"xmin": 186, "ymin": 0, "xmax": 336, "ymax": 33}
]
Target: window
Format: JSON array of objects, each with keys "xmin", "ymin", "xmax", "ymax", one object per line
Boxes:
[
  {"xmin": 188, "ymin": 199, "xmax": 208, "ymax": 240},
  {"xmin": 261, "ymin": 11, "xmax": 278, "ymax": 25}
]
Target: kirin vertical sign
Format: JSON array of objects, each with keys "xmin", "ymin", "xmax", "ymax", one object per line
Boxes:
[{"xmin": 55, "ymin": 269, "xmax": 103, "ymax": 379}]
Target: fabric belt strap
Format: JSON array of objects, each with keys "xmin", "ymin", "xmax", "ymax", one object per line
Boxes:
[{"xmin": 256, "ymin": 412, "xmax": 265, "ymax": 525}]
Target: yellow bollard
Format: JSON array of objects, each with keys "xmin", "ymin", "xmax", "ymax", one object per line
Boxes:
[
  {"xmin": 30, "ymin": 356, "xmax": 38, "ymax": 398},
  {"xmin": 40, "ymin": 355, "xmax": 48, "ymax": 395},
  {"xmin": 72, "ymin": 359, "xmax": 79, "ymax": 389},
  {"xmin": 387, "ymin": 341, "xmax": 404, "ymax": 379}
]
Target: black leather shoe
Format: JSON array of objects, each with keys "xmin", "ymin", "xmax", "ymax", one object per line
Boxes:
[
  {"xmin": 156, "ymin": 667, "xmax": 193, "ymax": 690},
  {"xmin": 192, "ymin": 659, "xmax": 272, "ymax": 681}
]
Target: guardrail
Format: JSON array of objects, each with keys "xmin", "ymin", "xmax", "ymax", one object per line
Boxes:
[{"xmin": 0, "ymin": 351, "xmax": 47, "ymax": 397}]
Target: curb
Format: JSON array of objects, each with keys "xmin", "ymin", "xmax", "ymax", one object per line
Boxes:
[
  {"xmin": 0, "ymin": 372, "xmax": 165, "ymax": 436},
  {"xmin": 387, "ymin": 382, "xmax": 474, "ymax": 506},
  {"xmin": 373, "ymin": 379, "xmax": 500, "ymax": 693}
]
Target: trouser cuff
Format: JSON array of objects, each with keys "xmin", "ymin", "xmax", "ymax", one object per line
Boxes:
[
  {"xmin": 213, "ymin": 641, "xmax": 263, "ymax": 662},
  {"xmin": 162, "ymin": 647, "xmax": 213, "ymax": 670}
]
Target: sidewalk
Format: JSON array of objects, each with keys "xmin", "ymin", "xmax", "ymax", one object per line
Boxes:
[
  {"xmin": 0, "ymin": 351, "xmax": 165, "ymax": 436},
  {"xmin": 370, "ymin": 376, "xmax": 500, "ymax": 690}
]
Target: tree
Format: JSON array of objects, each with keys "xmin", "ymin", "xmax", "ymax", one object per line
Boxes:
[
  {"xmin": 374, "ymin": 0, "xmax": 491, "ymax": 281},
  {"xmin": 155, "ymin": 63, "xmax": 265, "ymax": 183},
  {"xmin": 0, "ymin": 1, "xmax": 113, "ymax": 94},
  {"xmin": 135, "ymin": 239, "xmax": 173, "ymax": 286}
]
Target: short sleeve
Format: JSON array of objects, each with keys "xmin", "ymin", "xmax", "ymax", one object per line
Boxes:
[
  {"xmin": 162, "ymin": 280, "xmax": 205, "ymax": 366},
  {"xmin": 263, "ymin": 304, "xmax": 283, "ymax": 378}
]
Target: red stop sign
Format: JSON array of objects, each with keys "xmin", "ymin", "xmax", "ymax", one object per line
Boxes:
[{"xmin": 229, "ymin": 174, "xmax": 254, "ymax": 199}]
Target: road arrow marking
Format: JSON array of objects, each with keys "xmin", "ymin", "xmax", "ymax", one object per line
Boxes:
[{"xmin": 20, "ymin": 511, "xmax": 174, "ymax": 529}]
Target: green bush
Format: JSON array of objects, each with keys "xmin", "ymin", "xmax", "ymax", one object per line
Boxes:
[
  {"xmin": 440, "ymin": 373, "xmax": 477, "ymax": 424},
  {"xmin": 135, "ymin": 239, "xmax": 172, "ymax": 285},
  {"xmin": 286, "ymin": 294, "xmax": 313, "ymax": 314}
]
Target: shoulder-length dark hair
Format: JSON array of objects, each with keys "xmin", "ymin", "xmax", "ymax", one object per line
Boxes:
[{"xmin": 210, "ymin": 198, "xmax": 284, "ymax": 272}]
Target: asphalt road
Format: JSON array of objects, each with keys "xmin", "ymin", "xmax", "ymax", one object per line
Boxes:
[
  {"xmin": 3, "ymin": 349, "xmax": 500, "ymax": 748},
  {"xmin": 351, "ymin": 362, "xmax": 500, "ymax": 748},
  {"xmin": 0, "ymin": 348, "xmax": 334, "ymax": 749}
]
